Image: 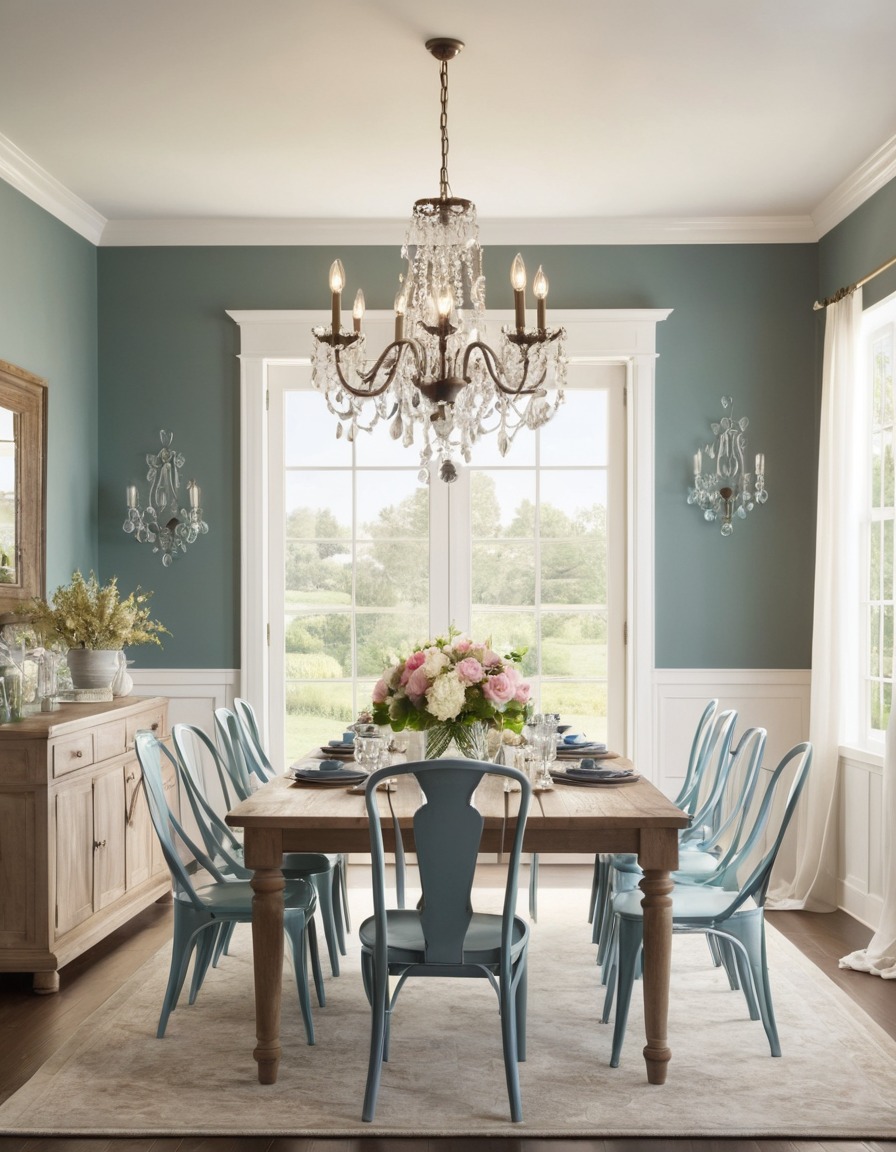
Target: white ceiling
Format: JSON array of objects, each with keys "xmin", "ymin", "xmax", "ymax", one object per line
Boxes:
[{"xmin": 2, "ymin": 0, "xmax": 896, "ymax": 245}]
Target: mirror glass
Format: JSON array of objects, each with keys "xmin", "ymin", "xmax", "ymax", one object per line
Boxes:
[{"xmin": 0, "ymin": 360, "xmax": 47, "ymax": 618}]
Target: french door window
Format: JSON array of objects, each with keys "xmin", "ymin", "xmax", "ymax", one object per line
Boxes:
[{"xmin": 268, "ymin": 362, "xmax": 624, "ymax": 767}]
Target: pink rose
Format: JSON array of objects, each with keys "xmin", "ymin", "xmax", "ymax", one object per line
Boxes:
[
  {"xmin": 503, "ymin": 665, "xmax": 531, "ymax": 704},
  {"xmin": 453, "ymin": 637, "xmax": 472, "ymax": 654},
  {"xmin": 482, "ymin": 671, "xmax": 516, "ymax": 706},
  {"xmin": 455, "ymin": 657, "xmax": 484, "ymax": 685},
  {"xmin": 372, "ymin": 677, "xmax": 389, "ymax": 704},
  {"xmin": 481, "ymin": 649, "xmax": 502, "ymax": 668},
  {"xmin": 400, "ymin": 650, "xmax": 427, "ymax": 685},
  {"xmin": 405, "ymin": 665, "xmax": 431, "ymax": 702}
]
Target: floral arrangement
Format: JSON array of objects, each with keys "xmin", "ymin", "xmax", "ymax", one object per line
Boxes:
[
  {"xmin": 25, "ymin": 571, "xmax": 169, "ymax": 650},
  {"xmin": 371, "ymin": 627, "xmax": 530, "ymax": 737}
]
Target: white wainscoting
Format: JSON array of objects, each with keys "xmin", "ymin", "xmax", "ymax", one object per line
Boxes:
[
  {"xmin": 652, "ymin": 669, "xmax": 811, "ymax": 797},
  {"xmin": 129, "ymin": 668, "xmax": 239, "ymax": 734},
  {"xmin": 838, "ymin": 746, "xmax": 885, "ymax": 929}
]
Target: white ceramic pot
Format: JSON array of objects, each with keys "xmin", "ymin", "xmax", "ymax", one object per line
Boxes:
[{"xmin": 66, "ymin": 649, "xmax": 121, "ymax": 691}]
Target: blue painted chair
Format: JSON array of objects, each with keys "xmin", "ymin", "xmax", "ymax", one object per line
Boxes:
[
  {"xmin": 359, "ymin": 758, "xmax": 532, "ymax": 1124},
  {"xmin": 592, "ymin": 706, "xmax": 739, "ymax": 965},
  {"xmin": 232, "ymin": 697, "xmax": 352, "ymax": 949},
  {"xmin": 134, "ymin": 730, "xmax": 322, "ymax": 1043},
  {"xmin": 174, "ymin": 719, "xmax": 344, "ymax": 980},
  {"xmin": 601, "ymin": 740, "xmax": 812, "ymax": 1066}
]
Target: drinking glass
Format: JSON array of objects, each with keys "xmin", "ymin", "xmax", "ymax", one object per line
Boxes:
[{"xmin": 355, "ymin": 734, "xmax": 387, "ymax": 775}]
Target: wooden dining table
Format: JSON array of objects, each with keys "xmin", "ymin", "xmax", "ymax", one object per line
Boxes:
[{"xmin": 226, "ymin": 756, "xmax": 689, "ymax": 1088}]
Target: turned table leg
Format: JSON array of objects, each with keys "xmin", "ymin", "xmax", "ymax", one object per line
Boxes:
[
  {"xmin": 246, "ymin": 828, "xmax": 286, "ymax": 1084},
  {"xmin": 639, "ymin": 867, "xmax": 675, "ymax": 1084}
]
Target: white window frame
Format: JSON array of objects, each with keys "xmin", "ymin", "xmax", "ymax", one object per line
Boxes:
[{"xmin": 227, "ymin": 307, "xmax": 671, "ymax": 776}]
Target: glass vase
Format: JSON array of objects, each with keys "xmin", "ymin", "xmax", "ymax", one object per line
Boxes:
[{"xmin": 423, "ymin": 719, "xmax": 490, "ymax": 760}]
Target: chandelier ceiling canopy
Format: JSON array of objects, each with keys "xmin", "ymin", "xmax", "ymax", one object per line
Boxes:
[{"xmin": 312, "ymin": 37, "xmax": 567, "ymax": 483}]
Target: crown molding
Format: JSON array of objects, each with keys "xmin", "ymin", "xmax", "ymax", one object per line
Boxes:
[
  {"xmin": 0, "ymin": 132, "xmax": 106, "ymax": 244},
  {"xmin": 2, "ymin": 124, "xmax": 893, "ymax": 248},
  {"xmin": 97, "ymin": 213, "xmax": 818, "ymax": 247},
  {"xmin": 812, "ymin": 131, "xmax": 896, "ymax": 238}
]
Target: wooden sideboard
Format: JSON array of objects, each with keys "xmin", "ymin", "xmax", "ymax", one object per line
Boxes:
[{"xmin": 0, "ymin": 695, "xmax": 170, "ymax": 992}]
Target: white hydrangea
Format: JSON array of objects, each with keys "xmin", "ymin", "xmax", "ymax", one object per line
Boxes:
[
  {"xmin": 422, "ymin": 647, "xmax": 450, "ymax": 679},
  {"xmin": 425, "ymin": 670, "xmax": 466, "ymax": 722}
]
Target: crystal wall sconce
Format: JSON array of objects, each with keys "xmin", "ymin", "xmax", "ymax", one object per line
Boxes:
[
  {"xmin": 687, "ymin": 397, "xmax": 767, "ymax": 536},
  {"xmin": 123, "ymin": 430, "xmax": 208, "ymax": 565}
]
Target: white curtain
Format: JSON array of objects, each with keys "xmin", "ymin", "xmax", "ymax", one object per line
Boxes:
[{"xmin": 769, "ymin": 287, "xmax": 863, "ymax": 912}]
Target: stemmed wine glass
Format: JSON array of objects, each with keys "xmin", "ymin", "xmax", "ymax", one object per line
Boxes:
[{"xmin": 525, "ymin": 713, "xmax": 559, "ymax": 790}]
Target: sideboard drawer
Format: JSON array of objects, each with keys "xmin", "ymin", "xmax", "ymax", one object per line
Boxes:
[
  {"xmin": 95, "ymin": 720, "xmax": 128, "ymax": 763},
  {"xmin": 126, "ymin": 708, "xmax": 164, "ymax": 748},
  {"xmin": 52, "ymin": 733, "xmax": 95, "ymax": 778}
]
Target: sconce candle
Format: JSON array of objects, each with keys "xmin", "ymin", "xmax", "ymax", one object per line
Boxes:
[{"xmin": 126, "ymin": 485, "xmax": 138, "ymax": 509}]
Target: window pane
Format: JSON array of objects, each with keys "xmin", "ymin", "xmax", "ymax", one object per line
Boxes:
[
  {"xmin": 285, "ymin": 543, "xmax": 352, "ymax": 606},
  {"xmin": 286, "ymin": 471, "xmax": 352, "ymax": 528},
  {"xmin": 470, "ymin": 610, "xmax": 538, "ymax": 676},
  {"xmin": 472, "ymin": 541, "xmax": 535, "ymax": 606},
  {"xmin": 540, "ymin": 470, "xmax": 606, "ymax": 523},
  {"xmin": 356, "ymin": 611, "xmax": 429, "ymax": 678},
  {"xmin": 471, "ymin": 470, "xmax": 536, "ymax": 538},
  {"xmin": 284, "ymin": 392, "xmax": 352, "ymax": 468},
  {"xmin": 284, "ymin": 681, "xmax": 354, "ymax": 767},
  {"xmin": 540, "ymin": 391, "xmax": 608, "ymax": 466},
  {"xmin": 357, "ymin": 471, "xmax": 426, "ymax": 535},
  {"xmin": 356, "ymin": 539, "xmax": 428, "ymax": 608},
  {"xmin": 541, "ymin": 612, "xmax": 607, "ymax": 677},
  {"xmin": 870, "ymin": 606, "xmax": 881, "ymax": 678},
  {"xmin": 540, "ymin": 539, "xmax": 602, "ymax": 605},
  {"xmin": 285, "ymin": 612, "xmax": 351, "ymax": 676},
  {"xmin": 540, "ymin": 682, "xmax": 608, "ymax": 744}
]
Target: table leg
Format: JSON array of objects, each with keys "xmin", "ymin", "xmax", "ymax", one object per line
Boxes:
[
  {"xmin": 639, "ymin": 867, "xmax": 674, "ymax": 1084},
  {"xmin": 246, "ymin": 828, "xmax": 286, "ymax": 1084}
]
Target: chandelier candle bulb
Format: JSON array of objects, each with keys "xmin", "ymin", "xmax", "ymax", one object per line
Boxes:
[
  {"xmin": 694, "ymin": 450, "xmax": 702, "ymax": 476},
  {"xmin": 188, "ymin": 481, "xmax": 200, "ymax": 509},
  {"xmin": 126, "ymin": 485, "xmax": 137, "ymax": 509},
  {"xmin": 533, "ymin": 266, "xmax": 549, "ymax": 330},
  {"xmin": 353, "ymin": 290, "xmax": 365, "ymax": 334},
  {"xmin": 511, "ymin": 254, "xmax": 527, "ymax": 331},
  {"xmin": 756, "ymin": 453, "xmax": 765, "ymax": 475},
  {"xmin": 394, "ymin": 287, "xmax": 406, "ymax": 341},
  {"xmin": 329, "ymin": 259, "xmax": 345, "ymax": 336}
]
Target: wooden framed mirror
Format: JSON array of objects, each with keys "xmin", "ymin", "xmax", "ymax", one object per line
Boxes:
[{"xmin": 0, "ymin": 360, "xmax": 47, "ymax": 617}]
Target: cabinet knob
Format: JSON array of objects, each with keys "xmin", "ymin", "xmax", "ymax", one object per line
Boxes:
[
  {"xmin": 126, "ymin": 771, "xmax": 136, "ymax": 782},
  {"xmin": 151, "ymin": 722, "xmax": 159, "ymax": 731},
  {"xmin": 74, "ymin": 750, "xmax": 83, "ymax": 758}
]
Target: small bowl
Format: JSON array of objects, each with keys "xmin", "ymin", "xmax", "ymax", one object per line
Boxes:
[
  {"xmin": 341, "ymin": 731, "xmax": 356, "ymax": 744},
  {"xmin": 563, "ymin": 733, "xmax": 588, "ymax": 745},
  {"xmin": 318, "ymin": 759, "xmax": 343, "ymax": 772},
  {"xmin": 556, "ymin": 724, "xmax": 572, "ymax": 734}
]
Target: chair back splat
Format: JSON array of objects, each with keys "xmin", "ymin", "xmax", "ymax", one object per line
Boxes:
[{"xmin": 360, "ymin": 757, "xmax": 532, "ymax": 1124}]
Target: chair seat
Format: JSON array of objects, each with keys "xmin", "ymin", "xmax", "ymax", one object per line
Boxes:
[
  {"xmin": 614, "ymin": 884, "xmax": 759, "ymax": 921},
  {"xmin": 185, "ymin": 878, "xmax": 314, "ymax": 915},
  {"xmin": 359, "ymin": 908, "xmax": 529, "ymax": 966}
]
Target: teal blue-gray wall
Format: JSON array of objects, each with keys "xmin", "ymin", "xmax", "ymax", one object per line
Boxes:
[
  {"xmin": 9, "ymin": 168, "xmax": 896, "ymax": 673},
  {"xmin": 0, "ymin": 180, "xmax": 97, "ymax": 589},
  {"xmin": 96, "ymin": 241, "xmax": 819, "ymax": 669}
]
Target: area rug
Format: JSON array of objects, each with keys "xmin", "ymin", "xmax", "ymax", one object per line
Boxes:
[{"xmin": 2, "ymin": 888, "xmax": 896, "ymax": 1139}]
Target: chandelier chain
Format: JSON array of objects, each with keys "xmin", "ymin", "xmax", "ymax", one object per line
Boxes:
[{"xmin": 439, "ymin": 58, "xmax": 451, "ymax": 200}]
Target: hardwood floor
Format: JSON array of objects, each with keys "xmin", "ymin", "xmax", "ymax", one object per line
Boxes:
[{"xmin": 0, "ymin": 867, "xmax": 894, "ymax": 1152}]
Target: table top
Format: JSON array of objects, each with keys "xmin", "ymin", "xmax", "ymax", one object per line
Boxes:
[{"xmin": 226, "ymin": 759, "xmax": 689, "ymax": 839}]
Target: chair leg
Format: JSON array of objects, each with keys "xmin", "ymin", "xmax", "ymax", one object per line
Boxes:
[
  {"xmin": 338, "ymin": 854, "xmax": 351, "ymax": 933},
  {"xmin": 311, "ymin": 870, "xmax": 341, "ymax": 977},
  {"xmin": 285, "ymin": 914, "xmax": 315, "ymax": 1046},
  {"xmin": 609, "ymin": 915, "xmax": 643, "ymax": 1067},
  {"xmin": 158, "ymin": 917, "xmax": 203, "ymax": 1038},
  {"xmin": 188, "ymin": 927, "xmax": 218, "ymax": 1003},
  {"xmin": 499, "ymin": 964, "xmax": 524, "ymax": 1122},
  {"xmin": 723, "ymin": 915, "xmax": 781, "ymax": 1056},
  {"xmin": 307, "ymin": 916, "xmax": 325, "ymax": 1007},
  {"xmin": 528, "ymin": 853, "xmax": 538, "ymax": 922},
  {"xmin": 514, "ymin": 953, "xmax": 528, "ymax": 1062},
  {"xmin": 362, "ymin": 964, "xmax": 389, "ymax": 1122},
  {"xmin": 332, "ymin": 863, "xmax": 347, "ymax": 955}
]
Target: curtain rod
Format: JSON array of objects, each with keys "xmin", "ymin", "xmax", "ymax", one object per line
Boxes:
[{"xmin": 813, "ymin": 252, "xmax": 896, "ymax": 311}]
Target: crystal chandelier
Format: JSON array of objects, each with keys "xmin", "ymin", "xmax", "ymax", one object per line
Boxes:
[
  {"xmin": 687, "ymin": 397, "xmax": 768, "ymax": 536},
  {"xmin": 311, "ymin": 37, "xmax": 567, "ymax": 484},
  {"xmin": 123, "ymin": 430, "xmax": 208, "ymax": 565}
]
